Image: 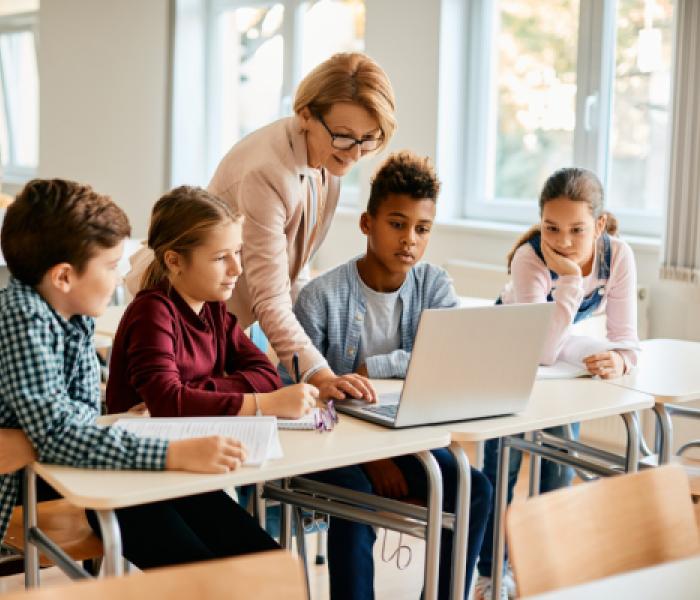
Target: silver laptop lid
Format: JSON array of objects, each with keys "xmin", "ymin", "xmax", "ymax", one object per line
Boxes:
[{"xmin": 393, "ymin": 303, "xmax": 554, "ymax": 427}]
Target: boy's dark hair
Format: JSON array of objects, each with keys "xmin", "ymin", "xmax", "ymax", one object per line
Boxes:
[
  {"xmin": 366, "ymin": 151, "xmax": 441, "ymax": 215},
  {"xmin": 1, "ymin": 179, "xmax": 131, "ymax": 285}
]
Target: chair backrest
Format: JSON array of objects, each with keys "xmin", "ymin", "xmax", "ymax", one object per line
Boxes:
[
  {"xmin": 3, "ymin": 550, "xmax": 305, "ymax": 600},
  {"xmin": 506, "ymin": 465, "xmax": 700, "ymax": 597}
]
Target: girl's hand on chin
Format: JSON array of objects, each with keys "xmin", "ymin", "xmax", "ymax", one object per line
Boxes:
[{"xmin": 541, "ymin": 239, "xmax": 582, "ymax": 277}]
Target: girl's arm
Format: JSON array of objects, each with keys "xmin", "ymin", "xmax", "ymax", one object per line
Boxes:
[
  {"xmin": 223, "ymin": 314, "xmax": 283, "ymax": 393},
  {"xmin": 603, "ymin": 241, "xmax": 639, "ymax": 370},
  {"xmin": 0, "ymin": 429, "xmax": 36, "ymax": 473},
  {"xmin": 122, "ymin": 297, "xmax": 252, "ymax": 417},
  {"xmin": 510, "ymin": 245, "xmax": 584, "ymax": 365}
]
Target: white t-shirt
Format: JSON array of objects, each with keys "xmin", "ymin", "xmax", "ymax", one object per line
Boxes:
[{"xmin": 357, "ymin": 273, "xmax": 403, "ymax": 366}]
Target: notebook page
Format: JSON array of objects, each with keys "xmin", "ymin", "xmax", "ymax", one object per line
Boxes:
[
  {"xmin": 276, "ymin": 410, "xmax": 318, "ymax": 430},
  {"xmin": 113, "ymin": 417, "xmax": 280, "ymax": 466}
]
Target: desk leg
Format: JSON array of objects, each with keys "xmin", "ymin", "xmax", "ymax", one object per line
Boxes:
[
  {"xmin": 22, "ymin": 468, "xmax": 39, "ymax": 589},
  {"xmin": 622, "ymin": 412, "xmax": 640, "ymax": 473},
  {"xmin": 528, "ymin": 431, "xmax": 542, "ymax": 497},
  {"xmin": 416, "ymin": 450, "xmax": 443, "ymax": 600},
  {"xmin": 653, "ymin": 403, "xmax": 673, "ymax": 464},
  {"xmin": 490, "ymin": 438, "xmax": 510, "ymax": 600},
  {"xmin": 280, "ymin": 478, "xmax": 293, "ymax": 550},
  {"xmin": 448, "ymin": 442, "xmax": 471, "ymax": 600},
  {"xmin": 94, "ymin": 510, "xmax": 123, "ymax": 576}
]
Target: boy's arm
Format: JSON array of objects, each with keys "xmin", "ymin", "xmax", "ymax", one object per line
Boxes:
[
  {"xmin": 0, "ymin": 315, "xmax": 167, "ymax": 471},
  {"xmin": 0, "ymin": 429, "xmax": 36, "ymax": 473},
  {"xmin": 363, "ymin": 268, "xmax": 460, "ymax": 379}
]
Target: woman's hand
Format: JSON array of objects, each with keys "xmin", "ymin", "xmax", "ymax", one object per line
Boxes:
[
  {"xmin": 259, "ymin": 384, "xmax": 319, "ymax": 419},
  {"xmin": 541, "ymin": 239, "xmax": 582, "ymax": 278},
  {"xmin": 166, "ymin": 436, "xmax": 247, "ymax": 473},
  {"xmin": 583, "ymin": 350, "xmax": 625, "ymax": 379},
  {"xmin": 363, "ymin": 459, "xmax": 408, "ymax": 498},
  {"xmin": 0, "ymin": 429, "xmax": 36, "ymax": 474},
  {"xmin": 310, "ymin": 369, "xmax": 377, "ymax": 403}
]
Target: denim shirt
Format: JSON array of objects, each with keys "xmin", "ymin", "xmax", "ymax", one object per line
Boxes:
[{"xmin": 292, "ymin": 257, "xmax": 459, "ymax": 379}]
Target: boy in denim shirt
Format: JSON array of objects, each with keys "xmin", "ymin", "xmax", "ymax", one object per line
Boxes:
[
  {"xmin": 294, "ymin": 152, "xmax": 493, "ymax": 600},
  {"xmin": 0, "ymin": 179, "xmax": 275, "ymax": 567}
]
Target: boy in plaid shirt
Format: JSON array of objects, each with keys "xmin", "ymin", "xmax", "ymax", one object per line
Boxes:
[{"xmin": 0, "ymin": 179, "xmax": 277, "ymax": 568}]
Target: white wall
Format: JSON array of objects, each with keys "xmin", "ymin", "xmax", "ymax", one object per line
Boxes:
[{"xmin": 38, "ymin": 0, "xmax": 171, "ymax": 238}]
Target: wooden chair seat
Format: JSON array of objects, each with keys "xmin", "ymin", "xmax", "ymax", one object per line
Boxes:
[
  {"xmin": 639, "ymin": 454, "xmax": 700, "ymax": 497},
  {"xmin": 5, "ymin": 500, "xmax": 103, "ymax": 568}
]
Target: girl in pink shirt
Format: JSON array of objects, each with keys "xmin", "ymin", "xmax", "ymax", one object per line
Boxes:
[{"xmin": 475, "ymin": 167, "xmax": 639, "ymax": 600}]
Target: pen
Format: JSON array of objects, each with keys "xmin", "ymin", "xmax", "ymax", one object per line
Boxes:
[{"xmin": 293, "ymin": 352, "xmax": 301, "ymax": 383}]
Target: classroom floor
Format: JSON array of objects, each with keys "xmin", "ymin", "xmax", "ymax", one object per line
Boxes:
[{"xmin": 0, "ymin": 445, "xmax": 531, "ymax": 599}]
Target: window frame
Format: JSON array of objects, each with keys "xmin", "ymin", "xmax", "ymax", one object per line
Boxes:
[
  {"xmin": 0, "ymin": 10, "xmax": 39, "ymax": 185},
  {"xmin": 454, "ymin": 0, "xmax": 669, "ymax": 238}
]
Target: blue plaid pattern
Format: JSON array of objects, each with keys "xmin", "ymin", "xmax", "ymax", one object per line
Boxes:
[
  {"xmin": 0, "ymin": 279, "xmax": 168, "ymax": 544},
  {"xmin": 292, "ymin": 258, "xmax": 459, "ymax": 379}
]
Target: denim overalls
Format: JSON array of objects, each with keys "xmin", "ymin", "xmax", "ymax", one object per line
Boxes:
[{"xmin": 478, "ymin": 232, "xmax": 612, "ymax": 578}]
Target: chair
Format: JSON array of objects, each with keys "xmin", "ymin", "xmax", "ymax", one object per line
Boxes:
[
  {"xmin": 4, "ymin": 500, "xmax": 103, "ymax": 572},
  {"xmin": 1, "ymin": 550, "xmax": 305, "ymax": 600},
  {"xmin": 506, "ymin": 465, "xmax": 700, "ymax": 597}
]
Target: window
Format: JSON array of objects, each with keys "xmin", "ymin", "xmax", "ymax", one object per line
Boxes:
[
  {"xmin": 205, "ymin": 0, "xmax": 365, "ymax": 196},
  {"xmin": 0, "ymin": 9, "xmax": 38, "ymax": 184},
  {"xmin": 455, "ymin": 0, "xmax": 673, "ymax": 236}
]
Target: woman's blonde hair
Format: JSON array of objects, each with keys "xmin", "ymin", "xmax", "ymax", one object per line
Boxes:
[
  {"xmin": 140, "ymin": 186, "xmax": 242, "ymax": 291},
  {"xmin": 293, "ymin": 52, "xmax": 396, "ymax": 152},
  {"xmin": 506, "ymin": 168, "xmax": 618, "ymax": 273}
]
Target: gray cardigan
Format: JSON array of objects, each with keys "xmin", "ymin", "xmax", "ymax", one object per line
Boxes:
[{"xmin": 293, "ymin": 257, "xmax": 459, "ymax": 379}]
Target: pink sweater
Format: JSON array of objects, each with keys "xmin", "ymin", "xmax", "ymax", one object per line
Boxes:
[
  {"xmin": 126, "ymin": 117, "xmax": 340, "ymax": 379},
  {"xmin": 500, "ymin": 236, "xmax": 639, "ymax": 366}
]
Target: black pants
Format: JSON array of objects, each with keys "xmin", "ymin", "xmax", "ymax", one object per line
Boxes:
[{"xmin": 86, "ymin": 490, "xmax": 279, "ymax": 570}]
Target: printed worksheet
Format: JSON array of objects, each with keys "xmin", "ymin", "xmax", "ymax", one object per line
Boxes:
[
  {"xmin": 113, "ymin": 416, "xmax": 282, "ymax": 465},
  {"xmin": 536, "ymin": 336, "xmax": 640, "ymax": 380}
]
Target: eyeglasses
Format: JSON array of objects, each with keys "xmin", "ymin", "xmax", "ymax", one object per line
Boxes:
[
  {"xmin": 314, "ymin": 400, "xmax": 338, "ymax": 433},
  {"xmin": 316, "ymin": 114, "xmax": 383, "ymax": 152}
]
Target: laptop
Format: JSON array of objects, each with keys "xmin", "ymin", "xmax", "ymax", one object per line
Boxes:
[{"xmin": 336, "ymin": 303, "xmax": 554, "ymax": 428}]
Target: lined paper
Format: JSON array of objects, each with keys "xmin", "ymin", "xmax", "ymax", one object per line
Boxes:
[{"xmin": 113, "ymin": 416, "xmax": 282, "ymax": 466}]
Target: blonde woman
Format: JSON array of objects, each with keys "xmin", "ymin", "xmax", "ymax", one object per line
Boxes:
[{"xmin": 129, "ymin": 52, "xmax": 396, "ymax": 402}]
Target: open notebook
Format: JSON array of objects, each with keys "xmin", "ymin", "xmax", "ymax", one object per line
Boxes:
[
  {"xmin": 113, "ymin": 416, "xmax": 283, "ymax": 466},
  {"xmin": 537, "ymin": 336, "xmax": 640, "ymax": 380}
]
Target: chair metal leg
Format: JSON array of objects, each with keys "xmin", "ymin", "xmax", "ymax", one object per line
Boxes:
[
  {"xmin": 280, "ymin": 479, "xmax": 293, "ymax": 550},
  {"xmin": 528, "ymin": 431, "xmax": 542, "ymax": 497},
  {"xmin": 315, "ymin": 525, "xmax": 327, "ymax": 565},
  {"xmin": 22, "ymin": 468, "xmax": 39, "ymax": 589}
]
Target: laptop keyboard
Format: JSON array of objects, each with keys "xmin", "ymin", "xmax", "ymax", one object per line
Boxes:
[{"xmin": 364, "ymin": 404, "xmax": 398, "ymax": 419}]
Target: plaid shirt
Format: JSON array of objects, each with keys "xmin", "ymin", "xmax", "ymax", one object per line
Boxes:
[{"xmin": 0, "ymin": 279, "xmax": 168, "ymax": 544}]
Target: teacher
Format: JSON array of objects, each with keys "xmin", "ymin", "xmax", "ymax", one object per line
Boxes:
[{"xmin": 128, "ymin": 52, "xmax": 396, "ymax": 401}]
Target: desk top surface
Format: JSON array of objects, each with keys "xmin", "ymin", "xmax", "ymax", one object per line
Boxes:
[
  {"xmin": 608, "ymin": 338, "xmax": 700, "ymax": 403},
  {"xmin": 33, "ymin": 413, "xmax": 450, "ymax": 510},
  {"xmin": 522, "ymin": 554, "xmax": 700, "ymax": 600},
  {"xmin": 370, "ymin": 378, "xmax": 652, "ymax": 442}
]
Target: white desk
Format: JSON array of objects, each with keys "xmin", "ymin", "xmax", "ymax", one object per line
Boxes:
[
  {"xmin": 522, "ymin": 554, "xmax": 700, "ymax": 600},
  {"xmin": 608, "ymin": 338, "xmax": 700, "ymax": 463},
  {"xmin": 23, "ymin": 417, "xmax": 450, "ymax": 598}
]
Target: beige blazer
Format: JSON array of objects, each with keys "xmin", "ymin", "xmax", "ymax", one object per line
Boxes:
[{"xmin": 126, "ymin": 117, "xmax": 340, "ymax": 378}]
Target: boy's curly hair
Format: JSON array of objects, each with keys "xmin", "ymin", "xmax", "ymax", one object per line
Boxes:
[
  {"xmin": 367, "ymin": 151, "xmax": 441, "ymax": 215},
  {"xmin": 1, "ymin": 179, "xmax": 130, "ymax": 285}
]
